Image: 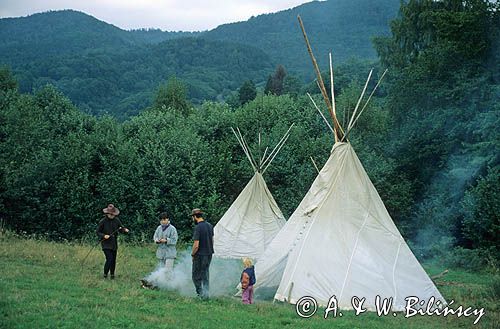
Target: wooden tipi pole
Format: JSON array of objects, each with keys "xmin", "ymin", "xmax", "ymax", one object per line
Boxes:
[{"xmin": 298, "ymin": 15, "xmax": 344, "ymax": 141}]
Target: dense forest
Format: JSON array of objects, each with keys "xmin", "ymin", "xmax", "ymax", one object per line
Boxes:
[
  {"xmin": 0, "ymin": 10, "xmax": 274, "ymax": 118},
  {"xmin": 0, "ymin": 0, "xmax": 498, "ymax": 271},
  {"xmin": 0, "ymin": 0, "xmax": 400, "ymax": 118},
  {"xmin": 204, "ymin": 0, "xmax": 400, "ymax": 77}
]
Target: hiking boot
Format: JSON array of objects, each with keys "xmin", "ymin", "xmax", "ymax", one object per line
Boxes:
[{"xmin": 110, "ymin": 275, "xmax": 115, "ymax": 280}]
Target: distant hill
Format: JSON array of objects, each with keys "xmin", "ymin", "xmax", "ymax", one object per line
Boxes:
[
  {"xmin": 204, "ymin": 0, "xmax": 400, "ymax": 78},
  {"xmin": 0, "ymin": 0, "xmax": 401, "ymax": 117},
  {"xmin": 0, "ymin": 10, "xmax": 135, "ymax": 64},
  {"xmin": 0, "ymin": 10, "xmax": 274, "ymax": 117},
  {"xmin": 128, "ymin": 28, "xmax": 202, "ymax": 44},
  {"xmin": 0, "ymin": 10, "xmax": 202, "ymax": 65},
  {"xmin": 0, "ymin": 10, "xmax": 201, "ymax": 60},
  {"xmin": 11, "ymin": 37, "xmax": 273, "ymax": 118}
]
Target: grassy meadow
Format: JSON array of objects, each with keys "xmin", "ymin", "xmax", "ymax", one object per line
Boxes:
[{"xmin": 0, "ymin": 230, "xmax": 498, "ymax": 329}]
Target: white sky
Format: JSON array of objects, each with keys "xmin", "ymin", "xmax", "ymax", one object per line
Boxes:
[{"xmin": 0, "ymin": 0, "xmax": 313, "ymax": 31}]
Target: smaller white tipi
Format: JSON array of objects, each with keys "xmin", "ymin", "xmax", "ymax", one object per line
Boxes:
[{"xmin": 213, "ymin": 126, "xmax": 293, "ymax": 260}]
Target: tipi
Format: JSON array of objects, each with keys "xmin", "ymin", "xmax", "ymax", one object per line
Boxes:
[
  {"xmin": 213, "ymin": 126, "xmax": 292, "ymax": 259},
  {"xmin": 252, "ymin": 16, "xmax": 446, "ymax": 311}
]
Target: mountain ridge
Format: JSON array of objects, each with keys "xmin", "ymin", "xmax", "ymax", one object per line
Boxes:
[{"xmin": 0, "ymin": 1, "xmax": 401, "ymax": 117}]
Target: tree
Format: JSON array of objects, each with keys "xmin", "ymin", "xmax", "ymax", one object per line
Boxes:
[
  {"xmin": 238, "ymin": 80, "xmax": 257, "ymax": 105},
  {"xmin": 461, "ymin": 166, "xmax": 500, "ymax": 260},
  {"xmin": 0, "ymin": 66, "xmax": 18, "ymax": 92},
  {"xmin": 263, "ymin": 75, "xmax": 273, "ymax": 95},
  {"xmin": 153, "ymin": 76, "xmax": 191, "ymax": 116},
  {"xmin": 374, "ymin": 0, "xmax": 494, "ymax": 73},
  {"xmin": 264, "ymin": 65, "xmax": 287, "ymax": 95},
  {"xmin": 282, "ymin": 74, "xmax": 301, "ymax": 97}
]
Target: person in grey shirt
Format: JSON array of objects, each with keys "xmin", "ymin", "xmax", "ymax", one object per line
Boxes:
[{"xmin": 153, "ymin": 212, "xmax": 178, "ymax": 279}]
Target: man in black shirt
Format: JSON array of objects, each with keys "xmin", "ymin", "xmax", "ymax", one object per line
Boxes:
[{"xmin": 190, "ymin": 208, "xmax": 214, "ymax": 299}]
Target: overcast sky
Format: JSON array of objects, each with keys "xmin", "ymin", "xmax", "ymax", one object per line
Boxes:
[{"xmin": 0, "ymin": 0, "xmax": 313, "ymax": 31}]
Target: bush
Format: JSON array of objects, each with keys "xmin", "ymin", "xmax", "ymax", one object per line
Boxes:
[
  {"xmin": 461, "ymin": 166, "xmax": 500, "ymax": 258},
  {"xmin": 443, "ymin": 247, "xmax": 497, "ymax": 272}
]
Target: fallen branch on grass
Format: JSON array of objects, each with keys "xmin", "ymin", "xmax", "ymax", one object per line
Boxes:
[{"xmin": 431, "ymin": 269, "xmax": 449, "ymax": 280}]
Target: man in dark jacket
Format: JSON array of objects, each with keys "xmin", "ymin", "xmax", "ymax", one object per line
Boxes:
[
  {"xmin": 97, "ymin": 204, "xmax": 129, "ymax": 279},
  {"xmin": 190, "ymin": 208, "xmax": 213, "ymax": 299}
]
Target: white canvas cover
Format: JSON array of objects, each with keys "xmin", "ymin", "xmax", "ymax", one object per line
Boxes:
[
  {"xmin": 254, "ymin": 142, "xmax": 446, "ymax": 310},
  {"xmin": 214, "ymin": 172, "xmax": 286, "ymax": 259}
]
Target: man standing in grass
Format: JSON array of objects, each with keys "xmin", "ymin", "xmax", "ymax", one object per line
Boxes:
[
  {"xmin": 190, "ymin": 208, "xmax": 214, "ymax": 299},
  {"xmin": 97, "ymin": 204, "xmax": 129, "ymax": 279}
]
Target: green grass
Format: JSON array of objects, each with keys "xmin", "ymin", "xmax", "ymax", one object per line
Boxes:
[{"xmin": 0, "ymin": 230, "xmax": 498, "ymax": 329}]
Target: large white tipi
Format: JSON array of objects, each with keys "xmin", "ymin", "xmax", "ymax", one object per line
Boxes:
[
  {"xmin": 253, "ymin": 16, "xmax": 446, "ymax": 311},
  {"xmin": 213, "ymin": 127, "xmax": 292, "ymax": 260}
]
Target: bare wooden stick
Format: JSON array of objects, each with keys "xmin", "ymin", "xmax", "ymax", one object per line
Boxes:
[
  {"xmin": 350, "ymin": 69, "xmax": 388, "ymax": 130},
  {"xmin": 262, "ymin": 132, "xmax": 291, "ymax": 174},
  {"xmin": 260, "ymin": 146, "xmax": 269, "ymax": 168},
  {"xmin": 261, "ymin": 123, "xmax": 295, "ymax": 169},
  {"xmin": 237, "ymin": 127, "xmax": 259, "ymax": 171},
  {"xmin": 258, "ymin": 132, "xmax": 262, "ymax": 166},
  {"xmin": 344, "ymin": 69, "xmax": 388, "ymax": 139},
  {"xmin": 297, "ymin": 16, "xmax": 331, "ymax": 114},
  {"xmin": 307, "ymin": 93, "xmax": 335, "ymax": 135},
  {"xmin": 310, "ymin": 156, "xmax": 320, "ymax": 174},
  {"xmin": 347, "ymin": 69, "xmax": 373, "ymax": 132},
  {"xmin": 298, "ymin": 15, "xmax": 343, "ymax": 140},
  {"xmin": 262, "ymin": 124, "xmax": 295, "ymax": 173},
  {"xmin": 431, "ymin": 269, "xmax": 449, "ymax": 280},
  {"xmin": 329, "ymin": 53, "xmax": 336, "ymax": 114},
  {"xmin": 232, "ymin": 127, "xmax": 257, "ymax": 172},
  {"xmin": 329, "ymin": 52, "xmax": 337, "ymax": 142}
]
